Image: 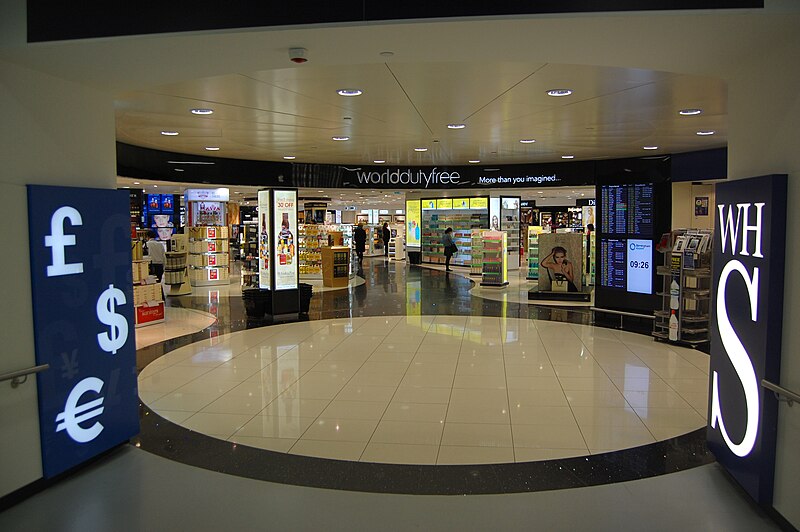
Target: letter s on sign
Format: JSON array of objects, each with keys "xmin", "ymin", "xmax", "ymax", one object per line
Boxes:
[{"xmin": 710, "ymin": 259, "xmax": 760, "ymax": 458}]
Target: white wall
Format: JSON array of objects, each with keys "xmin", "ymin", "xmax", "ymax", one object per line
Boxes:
[
  {"xmin": 725, "ymin": 37, "xmax": 800, "ymax": 526},
  {"xmin": 0, "ymin": 58, "xmax": 116, "ymax": 497},
  {"xmin": 671, "ymin": 183, "xmax": 716, "ymax": 231}
]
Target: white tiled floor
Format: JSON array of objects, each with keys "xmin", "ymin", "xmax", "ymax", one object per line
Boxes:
[
  {"xmin": 135, "ymin": 307, "xmax": 217, "ymax": 349},
  {"xmin": 139, "ymin": 316, "xmax": 710, "ymax": 465}
]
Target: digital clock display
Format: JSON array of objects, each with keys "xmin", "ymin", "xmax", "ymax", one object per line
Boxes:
[{"xmin": 626, "ymin": 239, "xmax": 653, "ymax": 294}]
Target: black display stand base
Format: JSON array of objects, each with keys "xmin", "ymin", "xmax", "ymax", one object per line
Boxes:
[
  {"xmin": 528, "ymin": 289, "xmax": 591, "ymax": 302},
  {"xmin": 480, "ymin": 281, "xmax": 509, "ymax": 287}
]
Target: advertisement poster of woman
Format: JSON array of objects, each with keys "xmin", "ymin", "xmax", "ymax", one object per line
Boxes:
[{"xmin": 538, "ymin": 233, "xmax": 583, "ymax": 292}]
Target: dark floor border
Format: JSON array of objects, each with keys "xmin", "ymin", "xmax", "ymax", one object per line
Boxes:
[{"xmin": 133, "ymin": 404, "xmax": 713, "ymax": 495}]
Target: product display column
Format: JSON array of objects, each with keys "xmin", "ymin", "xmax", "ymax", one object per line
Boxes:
[
  {"xmin": 185, "ymin": 188, "xmax": 231, "ymax": 287},
  {"xmin": 480, "ymin": 231, "xmax": 509, "ymax": 287},
  {"xmin": 526, "ymin": 226, "xmax": 544, "ymax": 280},
  {"xmin": 501, "ymin": 197, "xmax": 521, "ymax": 270},
  {"xmin": 471, "ymin": 228, "xmax": 488, "ymax": 276},
  {"xmin": 298, "ymin": 224, "xmax": 324, "ymax": 277},
  {"xmin": 132, "ymin": 259, "xmax": 165, "ymax": 327}
]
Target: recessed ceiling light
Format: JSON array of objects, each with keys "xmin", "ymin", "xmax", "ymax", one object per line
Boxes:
[
  {"xmin": 447, "ymin": 124, "xmax": 466, "ymax": 129},
  {"xmin": 133, "ymin": 182, "xmax": 140, "ymax": 185},
  {"xmin": 519, "ymin": 139, "xmax": 536, "ymax": 144},
  {"xmin": 174, "ymin": 169, "xmax": 184, "ymax": 172},
  {"xmin": 373, "ymin": 160, "xmax": 385, "ymax": 164},
  {"xmin": 153, "ymin": 185, "xmax": 158, "ymax": 188},
  {"xmin": 235, "ymin": 191, "xmax": 242, "ymax": 194},
  {"xmin": 332, "ymin": 136, "xmax": 350, "ymax": 141},
  {"xmin": 190, "ymin": 108, "xmax": 214, "ymax": 115},
  {"xmin": 283, "ymin": 156, "xmax": 296, "ymax": 160},
  {"xmin": 537, "ymin": 191, "xmax": 543, "ymax": 194},
  {"xmin": 547, "ymin": 89, "xmax": 573, "ymax": 97},
  {"xmin": 679, "ymin": 108, "xmax": 703, "ymax": 116},
  {"xmin": 318, "ymin": 190, "xmax": 324, "ymax": 192},
  {"xmin": 643, "ymin": 146, "xmax": 659, "ymax": 150},
  {"xmin": 337, "ymin": 89, "xmax": 363, "ymax": 96},
  {"xmin": 561, "ymin": 155, "xmax": 574, "ymax": 159},
  {"xmin": 696, "ymin": 130, "xmax": 716, "ymax": 136},
  {"xmin": 414, "ymin": 147, "xmax": 428, "ymax": 152},
  {"xmin": 122, "ymin": 186, "xmax": 130, "ymax": 189},
  {"xmin": 355, "ymin": 192, "xmax": 362, "ymax": 195},
  {"xmin": 160, "ymin": 131, "xmax": 179, "ymax": 136},
  {"xmin": 468, "ymin": 160, "xmax": 481, "ymax": 164},
  {"xmin": 205, "ymin": 146, "xmax": 220, "ymax": 151}
]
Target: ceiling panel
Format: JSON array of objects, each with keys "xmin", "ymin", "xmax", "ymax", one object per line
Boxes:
[{"xmin": 114, "ymin": 61, "xmax": 726, "ymax": 165}]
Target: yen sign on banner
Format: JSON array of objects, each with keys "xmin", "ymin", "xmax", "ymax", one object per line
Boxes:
[{"xmin": 27, "ymin": 185, "xmax": 139, "ymax": 478}]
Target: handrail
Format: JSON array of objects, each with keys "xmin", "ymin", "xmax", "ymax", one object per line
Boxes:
[
  {"xmin": 0, "ymin": 364, "xmax": 50, "ymax": 388},
  {"xmin": 589, "ymin": 307, "xmax": 655, "ymax": 320},
  {"xmin": 762, "ymin": 379, "xmax": 800, "ymax": 407}
]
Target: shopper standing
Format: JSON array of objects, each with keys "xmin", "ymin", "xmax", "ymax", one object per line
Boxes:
[
  {"xmin": 354, "ymin": 223, "xmax": 367, "ymax": 265},
  {"xmin": 145, "ymin": 230, "xmax": 166, "ymax": 282},
  {"xmin": 382, "ymin": 222, "xmax": 391, "ymax": 259},
  {"xmin": 443, "ymin": 227, "xmax": 456, "ymax": 272}
]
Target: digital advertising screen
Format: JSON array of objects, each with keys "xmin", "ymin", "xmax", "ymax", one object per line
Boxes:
[
  {"xmin": 406, "ymin": 199, "xmax": 421, "ymax": 248},
  {"xmin": 258, "ymin": 190, "xmax": 271, "ymax": 289},
  {"xmin": 273, "ymin": 190, "xmax": 298, "ymax": 290}
]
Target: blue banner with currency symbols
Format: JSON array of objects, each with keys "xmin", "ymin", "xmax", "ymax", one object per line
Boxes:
[{"xmin": 27, "ymin": 185, "xmax": 139, "ymax": 478}]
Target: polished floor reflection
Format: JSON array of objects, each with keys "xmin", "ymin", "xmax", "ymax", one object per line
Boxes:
[
  {"xmin": 133, "ymin": 258, "xmax": 712, "ymax": 492},
  {"xmin": 139, "ymin": 314, "xmax": 708, "ymax": 465}
]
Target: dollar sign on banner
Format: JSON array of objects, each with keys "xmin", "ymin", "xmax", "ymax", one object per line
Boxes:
[{"xmin": 96, "ymin": 284, "xmax": 128, "ymax": 355}]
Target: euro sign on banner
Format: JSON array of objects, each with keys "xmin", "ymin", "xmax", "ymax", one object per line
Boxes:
[{"xmin": 27, "ymin": 185, "xmax": 139, "ymax": 478}]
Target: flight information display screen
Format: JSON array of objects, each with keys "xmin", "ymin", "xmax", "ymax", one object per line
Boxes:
[
  {"xmin": 598, "ymin": 183, "xmax": 655, "ymax": 295},
  {"xmin": 600, "ymin": 238, "xmax": 627, "ymax": 289},
  {"xmin": 600, "ymin": 183, "xmax": 654, "ymax": 237}
]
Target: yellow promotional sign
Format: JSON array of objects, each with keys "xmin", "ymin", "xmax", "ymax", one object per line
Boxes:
[
  {"xmin": 453, "ymin": 198, "xmax": 470, "ymax": 209},
  {"xmin": 405, "ymin": 199, "xmax": 422, "ymax": 247},
  {"xmin": 437, "ymin": 198, "xmax": 453, "ymax": 210},
  {"xmin": 422, "ymin": 199, "xmax": 436, "ymax": 210},
  {"xmin": 470, "ymin": 197, "xmax": 489, "ymax": 209}
]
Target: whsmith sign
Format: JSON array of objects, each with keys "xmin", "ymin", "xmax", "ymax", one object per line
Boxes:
[{"xmin": 708, "ymin": 174, "xmax": 786, "ymax": 505}]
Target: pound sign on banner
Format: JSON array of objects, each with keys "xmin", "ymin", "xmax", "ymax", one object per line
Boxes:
[
  {"xmin": 55, "ymin": 376, "xmax": 105, "ymax": 443},
  {"xmin": 96, "ymin": 284, "xmax": 129, "ymax": 355}
]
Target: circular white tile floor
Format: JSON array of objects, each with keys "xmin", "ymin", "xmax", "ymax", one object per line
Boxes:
[{"xmin": 139, "ymin": 316, "xmax": 709, "ymax": 465}]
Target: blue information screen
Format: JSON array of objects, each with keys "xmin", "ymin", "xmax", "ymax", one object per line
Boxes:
[{"xmin": 27, "ymin": 185, "xmax": 139, "ymax": 478}]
